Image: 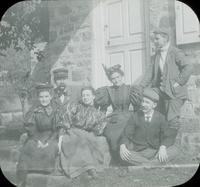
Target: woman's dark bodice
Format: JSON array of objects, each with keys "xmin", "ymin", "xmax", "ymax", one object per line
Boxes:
[
  {"xmin": 95, "ymin": 84, "xmax": 131, "ymax": 112},
  {"xmin": 24, "ymin": 105, "xmax": 56, "ymax": 140}
]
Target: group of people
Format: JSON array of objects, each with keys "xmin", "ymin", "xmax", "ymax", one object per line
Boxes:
[{"xmin": 16, "ymin": 28, "xmax": 193, "ymax": 187}]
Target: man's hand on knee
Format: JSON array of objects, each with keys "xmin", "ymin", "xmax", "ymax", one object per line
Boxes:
[
  {"xmin": 156, "ymin": 145, "xmax": 168, "ymax": 163},
  {"xmin": 120, "ymin": 144, "xmax": 132, "ymax": 162}
]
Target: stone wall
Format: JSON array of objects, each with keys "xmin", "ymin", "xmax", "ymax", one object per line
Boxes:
[{"xmin": 40, "ymin": 0, "xmax": 93, "ymax": 86}]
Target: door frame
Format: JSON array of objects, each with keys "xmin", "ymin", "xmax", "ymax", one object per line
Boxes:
[{"xmin": 91, "ymin": 0, "xmax": 150, "ymax": 88}]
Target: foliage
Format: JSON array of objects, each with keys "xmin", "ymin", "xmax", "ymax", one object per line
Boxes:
[
  {"xmin": 0, "ymin": 0, "xmax": 48, "ymax": 114},
  {"xmin": 0, "ymin": 46, "xmax": 34, "ymax": 114},
  {"xmin": 0, "ymin": 0, "xmax": 48, "ymax": 52}
]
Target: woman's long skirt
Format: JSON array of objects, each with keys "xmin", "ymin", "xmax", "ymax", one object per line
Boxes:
[{"xmin": 59, "ymin": 128, "xmax": 111, "ymax": 178}]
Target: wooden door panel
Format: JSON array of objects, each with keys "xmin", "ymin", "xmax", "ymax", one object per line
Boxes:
[
  {"xmin": 129, "ymin": 49, "xmax": 145, "ymax": 84},
  {"xmin": 106, "ymin": 51, "xmax": 125, "ymax": 71},
  {"xmin": 128, "ymin": 0, "xmax": 143, "ymax": 35},
  {"xmin": 99, "ymin": 0, "xmax": 146, "ymax": 86},
  {"xmin": 107, "ymin": 0, "xmax": 124, "ymax": 39},
  {"xmin": 175, "ymin": 1, "xmax": 200, "ymax": 44}
]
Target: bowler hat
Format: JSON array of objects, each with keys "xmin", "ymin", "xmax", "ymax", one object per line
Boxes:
[{"xmin": 143, "ymin": 88, "xmax": 159, "ymax": 102}]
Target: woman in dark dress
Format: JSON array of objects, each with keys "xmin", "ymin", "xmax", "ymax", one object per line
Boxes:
[
  {"xmin": 95, "ymin": 64, "xmax": 142, "ymax": 165},
  {"xmin": 58, "ymin": 87, "xmax": 110, "ymax": 179},
  {"xmin": 16, "ymin": 83, "xmax": 59, "ymax": 187}
]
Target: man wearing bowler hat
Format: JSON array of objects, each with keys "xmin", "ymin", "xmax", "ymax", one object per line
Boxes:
[
  {"xmin": 139, "ymin": 27, "xmax": 193, "ymax": 131},
  {"xmin": 119, "ymin": 88, "xmax": 179, "ymax": 165},
  {"xmin": 52, "ymin": 67, "xmax": 70, "ymax": 107}
]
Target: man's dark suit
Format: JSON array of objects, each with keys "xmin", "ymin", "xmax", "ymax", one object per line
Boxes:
[
  {"xmin": 140, "ymin": 45, "xmax": 193, "ymax": 125},
  {"xmin": 119, "ymin": 110, "xmax": 178, "ymax": 164}
]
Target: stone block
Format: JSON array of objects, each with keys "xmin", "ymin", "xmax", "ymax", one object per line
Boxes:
[
  {"xmin": 70, "ymin": 15, "xmax": 80, "ymax": 23},
  {"xmin": 58, "ymin": 5, "xmax": 72, "ymax": 15},
  {"xmin": 64, "ymin": 24, "xmax": 74, "ymax": 33},
  {"xmin": 72, "ymin": 70, "xmax": 85, "ymax": 82},
  {"xmin": 12, "ymin": 111, "xmax": 23, "ymax": 121},
  {"xmin": 181, "ymin": 133, "xmax": 200, "ymax": 156},
  {"xmin": 1, "ymin": 113, "xmax": 13, "ymax": 126},
  {"xmin": 27, "ymin": 174, "xmax": 48, "ymax": 187},
  {"xmin": 49, "ymin": 30, "xmax": 57, "ymax": 43},
  {"xmin": 82, "ymin": 31, "xmax": 91, "ymax": 41},
  {"xmin": 61, "ymin": 35, "xmax": 71, "ymax": 42},
  {"xmin": 79, "ymin": 44, "xmax": 90, "ymax": 51},
  {"xmin": 27, "ymin": 174, "xmax": 71, "ymax": 187},
  {"xmin": 180, "ymin": 101, "xmax": 196, "ymax": 119},
  {"xmin": 68, "ymin": 46, "xmax": 74, "ymax": 53},
  {"xmin": 179, "ymin": 118, "xmax": 200, "ymax": 133}
]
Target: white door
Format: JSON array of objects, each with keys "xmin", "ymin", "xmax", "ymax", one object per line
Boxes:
[{"xmin": 92, "ymin": 0, "xmax": 147, "ymax": 88}]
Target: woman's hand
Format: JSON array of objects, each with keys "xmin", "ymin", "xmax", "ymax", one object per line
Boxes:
[
  {"xmin": 37, "ymin": 140, "xmax": 48, "ymax": 148},
  {"xmin": 173, "ymin": 82, "xmax": 180, "ymax": 88},
  {"xmin": 19, "ymin": 133, "xmax": 28, "ymax": 145}
]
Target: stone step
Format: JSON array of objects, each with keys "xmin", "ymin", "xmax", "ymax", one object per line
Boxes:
[
  {"xmin": 1, "ymin": 163, "xmax": 199, "ymax": 187},
  {"xmin": 26, "ymin": 173, "xmax": 71, "ymax": 187},
  {"xmin": 0, "ymin": 156, "xmax": 199, "ymax": 187},
  {"xmin": 1, "ymin": 160, "xmax": 17, "ymax": 186},
  {"xmin": 0, "ymin": 140, "xmax": 19, "ymax": 162},
  {"xmin": 1, "ymin": 160, "xmax": 71, "ymax": 187},
  {"xmin": 0, "ymin": 126, "xmax": 6, "ymax": 135}
]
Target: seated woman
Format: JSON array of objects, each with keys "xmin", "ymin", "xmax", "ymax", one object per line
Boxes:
[
  {"xmin": 95, "ymin": 64, "xmax": 142, "ymax": 165},
  {"xmin": 58, "ymin": 86, "xmax": 111, "ymax": 179},
  {"xmin": 16, "ymin": 83, "xmax": 59, "ymax": 187}
]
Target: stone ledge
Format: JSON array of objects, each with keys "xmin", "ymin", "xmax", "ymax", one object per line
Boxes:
[{"xmin": 1, "ymin": 164, "xmax": 199, "ymax": 187}]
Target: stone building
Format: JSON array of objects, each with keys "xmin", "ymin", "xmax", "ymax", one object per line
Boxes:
[
  {"xmin": 1, "ymin": 0, "xmax": 200, "ymax": 156},
  {"xmin": 33, "ymin": 0, "xmax": 200, "ymax": 156},
  {"xmin": 0, "ymin": 1, "xmax": 200, "ymax": 186}
]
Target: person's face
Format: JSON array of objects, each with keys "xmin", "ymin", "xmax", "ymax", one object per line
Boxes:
[
  {"xmin": 38, "ymin": 91, "xmax": 52, "ymax": 107},
  {"xmin": 141, "ymin": 97, "xmax": 157, "ymax": 114},
  {"xmin": 110, "ymin": 72, "xmax": 123, "ymax": 87},
  {"xmin": 153, "ymin": 34, "xmax": 168, "ymax": 49},
  {"xmin": 82, "ymin": 90, "xmax": 95, "ymax": 106},
  {"xmin": 55, "ymin": 78, "xmax": 66, "ymax": 90}
]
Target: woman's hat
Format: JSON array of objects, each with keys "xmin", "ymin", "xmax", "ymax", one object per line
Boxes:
[
  {"xmin": 102, "ymin": 64, "xmax": 124, "ymax": 80},
  {"xmin": 35, "ymin": 82, "xmax": 53, "ymax": 92}
]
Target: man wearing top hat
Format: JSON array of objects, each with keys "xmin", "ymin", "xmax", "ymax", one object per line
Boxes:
[
  {"xmin": 119, "ymin": 88, "xmax": 179, "ymax": 165},
  {"xmin": 52, "ymin": 67, "xmax": 70, "ymax": 108},
  {"xmin": 139, "ymin": 27, "xmax": 193, "ymax": 131}
]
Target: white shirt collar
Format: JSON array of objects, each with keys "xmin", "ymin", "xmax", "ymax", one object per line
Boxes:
[
  {"xmin": 160, "ymin": 42, "xmax": 170, "ymax": 52},
  {"xmin": 144, "ymin": 110, "xmax": 154, "ymax": 122}
]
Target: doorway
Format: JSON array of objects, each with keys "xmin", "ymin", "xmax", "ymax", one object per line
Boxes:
[{"xmin": 92, "ymin": 0, "xmax": 150, "ymax": 88}]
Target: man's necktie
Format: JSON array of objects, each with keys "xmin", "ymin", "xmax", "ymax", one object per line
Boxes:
[{"xmin": 145, "ymin": 116, "xmax": 151, "ymax": 122}]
